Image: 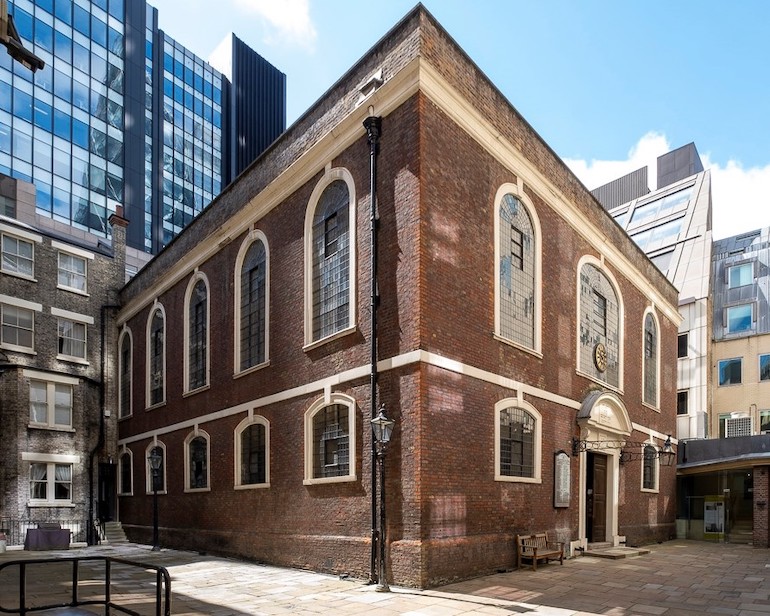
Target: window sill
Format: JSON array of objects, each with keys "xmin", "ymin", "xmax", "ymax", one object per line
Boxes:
[
  {"xmin": 493, "ymin": 334, "xmax": 543, "ymax": 359},
  {"xmin": 0, "ymin": 344, "xmax": 36, "ymax": 355},
  {"xmin": 57, "ymin": 355, "xmax": 89, "ymax": 366},
  {"xmin": 145, "ymin": 401, "xmax": 167, "ymax": 411},
  {"xmin": 642, "ymin": 401, "xmax": 660, "ymax": 413},
  {"xmin": 117, "ymin": 413, "xmax": 133, "ymax": 421},
  {"xmin": 1, "ymin": 270, "xmax": 37, "ymax": 283},
  {"xmin": 183, "ymin": 384, "xmax": 210, "ymax": 398},
  {"xmin": 28, "ymin": 424, "xmax": 75, "ymax": 433},
  {"xmin": 575, "ymin": 368, "xmax": 624, "ymax": 395},
  {"xmin": 494, "ymin": 475, "xmax": 542, "ymax": 484},
  {"xmin": 641, "ymin": 487, "xmax": 659, "ymax": 494},
  {"xmin": 183, "ymin": 487, "xmax": 211, "ymax": 493},
  {"xmin": 57, "ymin": 285, "xmax": 89, "ymax": 297},
  {"xmin": 303, "ymin": 474, "xmax": 357, "ymax": 486},
  {"xmin": 27, "ymin": 501, "xmax": 75, "ymax": 508},
  {"xmin": 303, "ymin": 325, "xmax": 358, "ymax": 353},
  {"xmin": 235, "ymin": 483, "xmax": 270, "ymax": 490},
  {"xmin": 234, "ymin": 360, "xmax": 270, "ymax": 379}
]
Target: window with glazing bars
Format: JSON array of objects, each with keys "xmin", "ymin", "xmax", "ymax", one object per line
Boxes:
[
  {"xmin": 188, "ymin": 436, "xmax": 207, "ymax": 489},
  {"xmin": 58, "ymin": 319, "xmax": 86, "ymax": 358},
  {"xmin": 119, "ymin": 334, "xmax": 131, "ymax": 417},
  {"xmin": 313, "ymin": 404, "xmax": 349, "ymax": 478},
  {"xmin": 498, "ymin": 194, "xmax": 535, "ymax": 347},
  {"xmin": 241, "ymin": 423, "xmax": 266, "ymax": 485},
  {"xmin": 2, "ymin": 234, "xmax": 34, "ymax": 276},
  {"xmin": 58, "ymin": 252, "xmax": 87, "ymax": 292},
  {"xmin": 642, "ymin": 445, "xmax": 656, "ymax": 489},
  {"xmin": 149, "ymin": 310, "xmax": 164, "ymax": 405},
  {"xmin": 593, "ymin": 292, "xmax": 607, "ymax": 338},
  {"xmin": 188, "ymin": 280, "xmax": 207, "ymax": 390},
  {"xmin": 643, "ymin": 314, "xmax": 657, "ymax": 405},
  {"xmin": 119, "ymin": 452, "xmax": 131, "ymax": 494},
  {"xmin": 499, "ymin": 407, "xmax": 535, "ymax": 478},
  {"xmin": 149, "ymin": 446, "xmax": 165, "ymax": 492},
  {"xmin": 312, "ymin": 181, "xmax": 349, "ymax": 341},
  {"xmin": 240, "ymin": 240, "xmax": 266, "ymax": 370}
]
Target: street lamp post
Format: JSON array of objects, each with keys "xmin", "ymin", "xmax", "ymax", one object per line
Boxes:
[
  {"xmin": 371, "ymin": 405, "xmax": 395, "ymax": 592},
  {"xmin": 148, "ymin": 449, "xmax": 162, "ymax": 551}
]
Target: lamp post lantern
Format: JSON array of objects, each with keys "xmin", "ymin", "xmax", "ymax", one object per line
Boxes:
[
  {"xmin": 371, "ymin": 405, "xmax": 395, "ymax": 592},
  {"xmin": 148, "ymin": 449, "xmax": 162, "ymax": 551},
  {"xmin": 659, "ymin": 435, "xmax": 676, "ymax": 467}
]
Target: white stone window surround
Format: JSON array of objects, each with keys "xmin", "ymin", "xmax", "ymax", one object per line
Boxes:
[
  {"xmin": 118, "ymin": 446, "xmax": 133, "ymax": 496},
  {"xmin": 234, "ymin": 413, "xmax": 271, "ymax": 489},
  {"xmin": 183, "ymin": 270, "xmax": 211, "ymax": 394},
  {"xmin": 145, "ymin": 301, "xmax": 167, "ymax": 409},
  {"xmin": 302, "ymin": 165, "xmax": 357, "ymax": 350},
  {"xmin": 641, "ymin": 308, "xmax": 661, "ymax": 411},
  {"xmin": 184, "ymin": 427, "xmax": 211, "ymax": 493},
  {"xmin": 22, "ymin": 451, "xmax": 80, "ymax": 507},
  {"xmin": 51, "ymin": 307, "xmax": 93, "ymax": 363},
  {"xmin": 640, "ymin": 441, "xmax": 660, "ymax": 493},
  {"xmin": 494, "ymin": 396, "xmax": 543, "ymax": 484},
  {"xmin": 303, "ymin": 392, "xmax": 357, "ymax": 485},
  {"xmin": 233, "ymin": 229, "xmax": 270, "ymax": 376},
  {"xmin": 118, "ymin": 326, "xmax": 133, "ymax": 419},
  {"xmin": 493, "ymin": 180, "xmax": 543, "ymax": 357},
  {"xmin": 145, "ymin": 440, "xmax": 168, "ymax": 495}
]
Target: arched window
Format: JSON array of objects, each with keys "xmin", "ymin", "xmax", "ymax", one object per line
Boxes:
[
  {"xmin": 495, "ymin": 189, "xmax": 539, "ymax": 350},
  {"xmin": 642, "ymin": 444, "xmax": 658, "ymax": 491},
  {"xmin": 118, "ymin": 450, "xmax": 132, "ymax": 495},
  {"xmin": 184, "ymin": 274, "xmax": 209, "ymax": 392},
  {"xmin": 643, "ymin": 312, "xmax": 658, "ymax": 407},
  {"xmin": 118, "ymin": 329, "xmax": 132, "ymax": 418},
  {"xmin": 495, "ymin": 399, "xmax": 542, "ymax": 483},
  {"xmin": 145, "ymin": 443, "xmax": 166, "ymax": 494},
  {"xmin": 304, "ymin": 169, "xmax": 356, "ymax": 345},
  {"xmin": 235, "ymin": 233, "xmax": 268, "ymax": 372},
  {"xmin": 184, "ymin": 430, "xmax": 210, "ymax": 491},
  {"xmin": 578, "ymin": 260, "xmax": 622, "ymax": 388},
  {"xmin": 234, "ymin": 415, "xmax": 270, "ymax": 488},
  {"xmin": 147, "ymin": 305, "xmax": 165, "ymax": 406},
  {"xmin": 303, "ymin": 393, "xmax": 357, "ymax": 484}
]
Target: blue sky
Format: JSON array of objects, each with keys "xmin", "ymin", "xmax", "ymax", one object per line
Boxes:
[{"xmin": 151, "ymin": 0, "xmax": 770, "ymax": 239}]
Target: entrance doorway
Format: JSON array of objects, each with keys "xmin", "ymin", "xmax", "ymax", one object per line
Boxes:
[
  {"xmin": 98, "ymin": 462, "xmax": 117, "ymax": 522},
  {"xmin": 586, "ymin": 452, "xmax": 608, "ymax": 543}
]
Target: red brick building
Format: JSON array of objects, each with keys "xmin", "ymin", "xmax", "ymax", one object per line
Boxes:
[{"xmin": 115, "ymin": 7, "xmax": 680, "ymax": 587}]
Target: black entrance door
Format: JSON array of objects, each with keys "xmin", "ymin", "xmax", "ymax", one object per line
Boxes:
[
  {"xmin": 586, "ymin": 452, "xmax": 607, "ymax": 542},
  {"xmin": 98, "ymin": 462, "xmax": 117, "ymax": 522}
]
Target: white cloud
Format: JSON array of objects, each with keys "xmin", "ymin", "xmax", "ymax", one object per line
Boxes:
[
  {"xmin": 564, "ymin": 133, "xmax": 770, "ymax": 240},
  {"xmin": 234, "ymin": 0, "xmax": 317, "ymax": 51}
]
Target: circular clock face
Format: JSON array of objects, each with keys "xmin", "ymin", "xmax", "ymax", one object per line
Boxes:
[{"xmin": 594, "ymin": 342, "xmax": 608, "ymax": 372}]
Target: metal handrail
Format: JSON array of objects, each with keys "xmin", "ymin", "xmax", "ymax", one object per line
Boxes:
[{"xmin": 0, "ymin": 556, "xmax": 171, "ymax": 616}]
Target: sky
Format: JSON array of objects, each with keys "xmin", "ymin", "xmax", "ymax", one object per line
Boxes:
[{"xmin": 150, "ymin": 0, "xmax": 770, "ymax": 240}]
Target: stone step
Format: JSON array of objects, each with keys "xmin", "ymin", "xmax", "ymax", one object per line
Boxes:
[{"xmin": 583, "ymin": 545, "xmax": 651, "ymax": 559}]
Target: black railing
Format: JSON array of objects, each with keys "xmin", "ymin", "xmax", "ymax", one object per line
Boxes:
[
  {"xmin": 0, "ymin": 556, "xmax": 171, "ymax": 616},
  {"xmin": 0, "ymin": 519, "xmax": 89, "ymax": 547}
]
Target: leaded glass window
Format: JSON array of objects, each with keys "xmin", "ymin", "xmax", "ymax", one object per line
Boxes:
[
  {"xmin": 498, "ymin": 194, "xmax": 535, "ymax": 348},
  {"xmin": 240, "ymin": 423, "xmax": 266, "ymax": 485},
  {"xmin": 188, "ymin": 280, "xmax": 207, "ymax": 390},
  {"xmin": 579, "ymin": 263, "xmax": 620, "ymax": 387},
  {"xmin": 642, "ymin": 445, "xmax": 657, "ymax": 490},
  {"xmin": 240, "ymin": 240, "xmax": 266, "ymax": 370},
  {"xmin": 499, "ymin": 407, "xmax": 535, "ymax": 478},
  {"xmin": 119, "ymin": 333, "xmax": 131, "ymax": 418},
  {"xmin": 149, "ymin": 309, "xmax": 164, "ymax": 405},
  {"xmin": 119, "ymin": 452, "xmax": 132, "ymax": 495},
  {"xmin": 188, "ymin": 436, "xmax": 208, "ymax": 489},
  {"xmin": 312, "ymin": 180, "xmax": 349, "ymax": 341},
  {"xmin": 313, "ymin": 404, "xmax": 349, "ymax": 478},
  {"xmin": 643, "ymin": 314, "xmax": 657, "ymax": 406}
]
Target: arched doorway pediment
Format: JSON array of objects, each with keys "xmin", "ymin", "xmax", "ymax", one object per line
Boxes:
[{"xmin": 577, "ymin": 390, "xmax": 632, "ymax": 439}]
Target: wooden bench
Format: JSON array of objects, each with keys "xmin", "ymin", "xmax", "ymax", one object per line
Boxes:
[{"xmin": 515, "ymin": 533, "xmax": 564, "ymax": 571}]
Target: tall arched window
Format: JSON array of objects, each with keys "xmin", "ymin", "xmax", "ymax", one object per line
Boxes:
[
  {"xmin": 147, "ymin": 305, "xmax": 165, "ymax": 406},
  {"xmin": 643, "ymin": 312, "xmax": 658, "ymax": 407},
  {"xmin": 234, "ymin": 415, "xmax": 270, "ymax": 488},
  {"xmin": 304, "ymin": 169, "xmax": 356, "ymax": 346},
  {"xmin": 118, "ymin": 450, "xmax": 132, "ymax": 495},
  {"xmin": 497, "ymin": 192, "xmax": 537, "ymax": 349},
  {"xmin": 578, "ymin": 260, "xmax": 622, "ymax": 388},
  {"xmin": 184, "ymin": 275, "xmax": 209, "ymax": 392},
  {"xmin": 237, "ymin": 236, "xmax": 267, "ymax": 371},
  {"xmin": 118, "ymin": 329, "xmax": 132, "ymax": 418},
  {"xmin": 642, "ymin": 444, "xmax": 658, "ymax": 491}
]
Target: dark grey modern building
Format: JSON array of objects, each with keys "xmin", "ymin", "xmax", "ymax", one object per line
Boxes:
[{"xmin": 1, "ymin": 0, "xmax": 285, "ymax": 256}]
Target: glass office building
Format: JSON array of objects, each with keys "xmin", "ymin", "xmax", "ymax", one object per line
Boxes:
[{"xmin": 1, "ymin": 0, "xmax": 285, "ymax": 253}]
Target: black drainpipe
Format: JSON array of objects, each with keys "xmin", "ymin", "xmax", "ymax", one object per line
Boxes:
[
  {"xmin": 88, "ymin": 304, "xmax": 120, "ymax": 545},
  {"xmin": 363, "ymin": 112, "xmax": 382, "ymax": 584}
]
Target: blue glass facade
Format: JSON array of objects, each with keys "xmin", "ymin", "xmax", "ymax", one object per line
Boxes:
[{"xmin": 2, "ymin": 0, "xmax": 285, "ymax": 253}]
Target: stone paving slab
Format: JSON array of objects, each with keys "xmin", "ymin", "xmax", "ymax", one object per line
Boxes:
[{"xmin": 0, "ymin": 540, "xmax": 769, "ymax": 615}]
